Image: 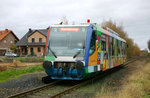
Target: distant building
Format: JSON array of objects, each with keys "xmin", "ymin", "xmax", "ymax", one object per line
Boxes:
[
  {"xmin": 16, "ymin": 28, "xmax": 48, "ymax": 57},
  {"xmin": 0, "ymin": 29, "xmax": 19, "ymax": 56}
]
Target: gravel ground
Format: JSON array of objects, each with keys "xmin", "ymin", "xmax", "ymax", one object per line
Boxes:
[{"xmin": 0, "ymin": 72, "xmax": 47, "ymax": 98}]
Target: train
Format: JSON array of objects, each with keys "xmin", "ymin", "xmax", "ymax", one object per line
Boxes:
[{"xmin": 42, "ymin": 23, "xmax": 127, "ymax": 81}]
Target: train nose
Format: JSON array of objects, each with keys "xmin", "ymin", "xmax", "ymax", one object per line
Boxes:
[{"xmin": 50, "ymin": 61, "xmax": 84, "ymax": 78}]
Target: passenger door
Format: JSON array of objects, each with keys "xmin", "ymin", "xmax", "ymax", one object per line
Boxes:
[{"xmin": 88, "ymin": 30, "xmax": 97, "ymax": 66}]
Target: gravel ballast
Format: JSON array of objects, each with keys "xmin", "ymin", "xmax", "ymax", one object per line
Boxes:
[{"xmin": 0, "ymin": 72, "xmax": 47, "ymax": 97}]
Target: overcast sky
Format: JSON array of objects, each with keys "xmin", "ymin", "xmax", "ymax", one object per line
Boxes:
[{"xmin": 0, "ymin": 0, "xmax": 150, "ymax": 50}]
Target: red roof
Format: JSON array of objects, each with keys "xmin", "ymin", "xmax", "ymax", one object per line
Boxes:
[{"xmin": 0, "ymin": 29, "xmax": 19, "ymax": 41}]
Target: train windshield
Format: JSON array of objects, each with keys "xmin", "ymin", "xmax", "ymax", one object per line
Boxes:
[{"xmin": 47, "ymin": 26, "xmax": 88, "ymax": 57}]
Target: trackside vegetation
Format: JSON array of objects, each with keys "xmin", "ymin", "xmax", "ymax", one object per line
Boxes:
[
  {"xmin": 0, "ymin": 57, "xmax": 44, "ymax": 62},
  {"xmin": 0, "ymin": 65, "xmax": 44, "ymax": 83},
  {"xmin": 101, "ymin": 20, "xmax": 141, "ymax": 58},
  {"xmin": 96, "ymin": 56, "xmax": 150, "ymax": 98}
]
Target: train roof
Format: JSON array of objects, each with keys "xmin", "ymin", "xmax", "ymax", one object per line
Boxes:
[
  {"xmin": 51, "ymin": 24, "xmax": 126, "ymax": 43},
  {"xmin": 93, "ymin": 24, "xmax": 126, "ymax": 43},
  {"xmin": 51, "ymin": 24, "xmax": 89, "ymax": 27}
]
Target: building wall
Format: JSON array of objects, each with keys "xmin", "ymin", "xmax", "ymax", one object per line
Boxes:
[
  {"xmin": 27, "ymin": 31, "xmax": 46, "ymax": 57},
  {"xmin": 0, "ymin": 32, "xmax": 18, "ymax": 55},
  {"xmin": 28, "ymin": 46, "xmax": 45, "ymax": 57},
  {"xmin": 28, "ymin": 32, "xmax": 46, "ymax": 43}
]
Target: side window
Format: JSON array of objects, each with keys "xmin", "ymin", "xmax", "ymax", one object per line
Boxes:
[
  {"xmin": 110, "ymin": 37, "xmax": 112, "ymax": 56},
  {"xmin": 122, "ymin": 42, "xmax": 125, "ymax": 56},
  {"xmin": 39, "ymin": 38, "xmax": 42, "ymax": 43},
  {"xmin": 120, "ymin": 41, "xmax": 122, "ymax": 56},
  {"xmin": 112, "ymin": 38, "xmax": 115, "ymax": 56},
  {"xmin": 32, "ymin": 38, "xmax": 35, "ymax": 43},
  {"xmin": 124, "ymin": 43, "xmax": 126, "ymax": 56},
  {"xmin": 89, "ymin": 31, "xmax": 96, "ymax": 55},
  {"xmin": 116, "ymin": 39, "xmax": 118, "ymax": 56},
  {"xmin": 118, "ymin": 40, "xmax": 121, "ymax": 56},
  {"xmin": 38, "ymin": 47, "xmax": 41, "ymax": 52},
  {"xmin": 101, "ymin": 34, "xmax": 106, "ymax": 51}
]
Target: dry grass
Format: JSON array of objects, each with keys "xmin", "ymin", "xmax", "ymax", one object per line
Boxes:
[
  {"xmin": 0, "ymin": 60, "xmax": 42, "ymax": 72},
  {"xmin": 0, "ymin": 66, "xmax": 7, "ymax": 72},
  {"xmin": 95, "ymin": 62, "xmax": 150, "ymax": 98}
]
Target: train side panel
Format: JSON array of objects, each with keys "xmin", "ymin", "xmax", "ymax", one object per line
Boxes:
[{"xmin": 85, "ymin": 24, "xmax": 126, "ymax": 75}]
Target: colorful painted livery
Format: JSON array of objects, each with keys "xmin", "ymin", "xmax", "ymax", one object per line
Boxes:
[{"xmin": 43, "ymin": 24, "xmax": 127, "ymax": 80}]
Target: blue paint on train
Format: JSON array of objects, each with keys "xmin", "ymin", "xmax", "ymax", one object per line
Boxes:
[{"xmin": 84, "ymin": 24, "xmax": 93, "ymax": 67}]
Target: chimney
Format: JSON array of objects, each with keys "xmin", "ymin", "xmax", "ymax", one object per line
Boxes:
[
  {"xmin": 29, "ymin": 28, "xmax": 32, "ymax": 33},
  {"xmin": 5, "ymin": 29, "xmax": 8, "ymax": 32}
]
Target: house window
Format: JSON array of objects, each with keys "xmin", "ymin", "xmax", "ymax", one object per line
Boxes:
[
  {"xmin": 39, "ymin": 38, "xmax": 42, "ymax": 43},
  {"xmin": 4, "ymin": 40, "xmax": 7, "ymax": 43},
  {"xmin": 32, "ymin": 38, "xmax": 35, "ymax": 42},
  {"xmin": 14, "ymin": 40, "xmax": 17, "ymax": 44},
  {"xmin": 22, "ymin": 48, "xmax": 24, "ymax": 52},
  {"xmin": 38, "ymin": 47, "xmax": 41, "ymax": 52}
]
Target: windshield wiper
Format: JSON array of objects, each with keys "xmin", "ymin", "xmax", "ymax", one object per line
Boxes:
[
  {"xmin": 73, "ymin": 41, "xmax": 85, "ymax": 58},
  {"xmin": 73, "ymin": 50, "xmax": 81, "ymax": 58},
  {"xmin": 50, "ymin": 48, "xmax": 57, "ymax": 58},
  {"xmin": 48, "ymin": 42, "xmax": 57, "ymax": 58}
]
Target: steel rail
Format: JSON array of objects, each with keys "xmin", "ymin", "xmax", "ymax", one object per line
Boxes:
[{"xmin": 7, "ymin": 80, "xmax": 61, "ymax": 98}]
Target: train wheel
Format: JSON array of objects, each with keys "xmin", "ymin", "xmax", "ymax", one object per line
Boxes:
[{"xmin": 42, "ymin": 76, "xmax": 51, "ymax": 84}]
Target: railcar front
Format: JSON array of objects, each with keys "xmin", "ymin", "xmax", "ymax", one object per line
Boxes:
[{"xmin": 43, "ymin": 25, "xmax": 92, "ymax": 80}]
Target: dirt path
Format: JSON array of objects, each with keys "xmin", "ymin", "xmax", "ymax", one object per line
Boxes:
[{"xmin": 0, "ymin": 61, "xmax": 42, "ymax": 71}]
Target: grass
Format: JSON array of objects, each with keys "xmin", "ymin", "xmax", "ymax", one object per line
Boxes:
[
  {"xmin": 13, "ymin": 57, "xmax": 44, "ymax": 61},
  {"xmin": 0, "ymin": 65, "xmax": 44, "ymax": 83},
  {"xmin": 96, "ymin": 56, "xmax": 150, "ymax": 98},
  {"xmin": 1, "ymin": 57, "xmax": 44, "ymax": 62}
]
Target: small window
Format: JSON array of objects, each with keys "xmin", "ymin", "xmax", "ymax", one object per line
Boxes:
[
  {"xmin": 14, "ymin": 40, "xmax": 17, "ymax": 44},
  {"xmin": 32, "ymin": 38, "xmax": 35, "ymax": 42},
  {"xmin": 4, "ymin": 40, "xmax": 7, "ymax": 43},
  {"xmin": 38, "ymin": 47, "xmax": 41, "ymax": 52},
  {"xmin": 39, "ymin": 38, "xmax": 42, "ymax": 43},
  {"xmin": 22, "ymin": 48, "xmax": 24, "ymax": 52},
  {"xmin": 10, "ymin": 41, "xmax": 13, "ymax": 43}
]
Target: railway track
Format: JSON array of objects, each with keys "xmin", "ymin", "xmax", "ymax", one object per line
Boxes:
[
  {"xmin": 7, "ymin": 57, "xmax": 140, "ymax": 98},
  {"xmin": 7, "ymin": 80, "xmax": 61, "ymax": 98}
]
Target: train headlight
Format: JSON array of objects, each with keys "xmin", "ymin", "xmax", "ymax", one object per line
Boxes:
[
  {"xmin": 75, "ymin": 61, "xmax": 84, "ymax": 70},
  {"xmin": 43, "ymin": 61, "xmax": 52, "ymax": 69}
]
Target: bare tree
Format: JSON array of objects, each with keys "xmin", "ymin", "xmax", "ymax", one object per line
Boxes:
[
  {"xmin": 148, "ymin": 40, "xmax": 150, "ymax": 51},
  {"xmin": 60, "ymin": 16, "xmax": 68, "ymax": 25},
  {"xmin": 72, "ymin": 21, "xmax": 75, "ymax": 25}
]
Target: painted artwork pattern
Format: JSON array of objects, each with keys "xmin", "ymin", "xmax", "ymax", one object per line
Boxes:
[{"xmin": 96, "ymin": 30, "xmax": 126, "ymax": 71}]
